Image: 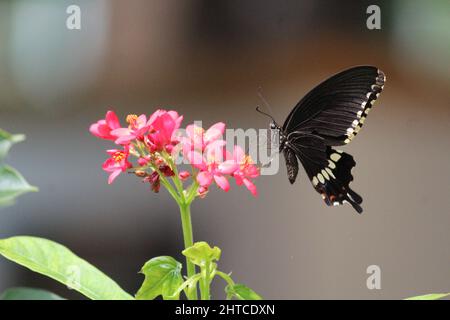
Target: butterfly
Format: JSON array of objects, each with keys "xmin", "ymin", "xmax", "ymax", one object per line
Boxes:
[{"xmin": 257, "ymin": 66, "xmax": 386, "ymax": 213}]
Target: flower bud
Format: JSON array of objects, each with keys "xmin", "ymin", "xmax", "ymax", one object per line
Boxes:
[
  {"xmin": 144, "ymin": 172, "xmax": 160, "ymax": 193},
  {"xmin": 178, "ymin": 171, "xmax": 190, "ymax": 181},
  {"xmin": 134, "ymin": 170, "xmax": 147, "ymax": 177},
  {"xmin": 197, "ymin": 186, "xmax": 208, "ymax": 198},
  {"xmin": 154, "ymin": 157, "xmax": 164, "ymax": 166},
  {"xmin": 138, "ymin": 156, "xmax": 150, "ymax": 166},
  {"xmin": 159, "ymin": 165, "xmax": 174, "ymax": 177}
]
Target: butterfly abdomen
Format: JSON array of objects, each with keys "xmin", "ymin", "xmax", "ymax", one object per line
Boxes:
[{"xmin": 283, "ymin": 147, "xmax": 299, "ymax": 184}]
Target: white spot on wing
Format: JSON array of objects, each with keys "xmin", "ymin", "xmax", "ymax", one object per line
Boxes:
[
  {"xmin": 321, "ymin": 169, "xmax": 329, "ymax": 180},
  {"xmin": 330, "ymin": 153, "xmax": 341, "ymax": 162},
  {"xmin": 317, "ymin": 173, "xmax": 325, "ymax": 184},
  {"xmin": 326, "ymin": 167, "xmax": 335, "ymax": 178},
  {"xmin": 328, "ymin": 160, "xmax": 336, "ymax": 169}
]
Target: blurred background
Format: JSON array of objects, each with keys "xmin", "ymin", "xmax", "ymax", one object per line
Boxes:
[{"xmin": 0, "ymin": 0, "xmax": 449, "ymax": 299}]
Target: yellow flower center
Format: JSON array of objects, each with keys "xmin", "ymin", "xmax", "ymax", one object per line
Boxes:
[
  {"xmin": 126, "ymin": 114, "xmax": 138, "ymax": 127},
  {"xmin": 112, "ymin": 151, "xmax": 125, "ymax": 162},
  {"xmin": 243, "ymin": 155, "xmax": 253, "ymax": 167},
  {"xmin": 194, "ymin": 127, "xmax": 204, "ymax": 136}
]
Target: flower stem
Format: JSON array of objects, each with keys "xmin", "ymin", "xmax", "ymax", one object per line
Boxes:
[
  {"xmin": 179, "ymin": 201, "xmax": 198, "ymax": 300},
  {"xmin": 200, "ymin": 262, "xmax": 211, "ymax": 300}
]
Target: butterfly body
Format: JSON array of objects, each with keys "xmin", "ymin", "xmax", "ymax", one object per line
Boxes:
[{"xmin": 265, "ymin": 66, "xmax": 386, "ymax": 214}]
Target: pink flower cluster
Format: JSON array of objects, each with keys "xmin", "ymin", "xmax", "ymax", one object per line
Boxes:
[{"xmin": 90, "ymin": 110, "xmax": 259, "ymax": 197}]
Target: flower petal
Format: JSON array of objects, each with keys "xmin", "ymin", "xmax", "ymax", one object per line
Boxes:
[
  {"xmin": 115, "ymin": 135, "xmax": 135, "ymax": 144},
  {"xmin": 233, "ymin": 145, "xmax": 245, "ymax": 163},
  {"xmin": 205, "ymin": 122, "xmax": 225, "ymax": 144},
  {"xmin": 111, "ymin": 128, "xmax": 131, "ymax": 137},
  {"xmin": 197, "ymin": 171, "xmax": 213, "ymax": 187},
  {"xmin": 108, "ymin": 169, "xmax": 122, "ymax": 184},
  {"xmin": 218, "ymin": 160, "xmax": 238, "ymax": 174},
  {"xmin": 147, "ymin": 109, "xmax": 165, "ymax": 125},
  {"xmin": 205, "ymin": 140, "xmax": 226, "ymax": 162},
  {"xmin": 186, "ymin": 151, "xmax": 206, "ymax": 169},
  {"xmin": 89, "ymin": 123, "xmax": 101, "ymax": 137},
  {"xmin": 214, "ymin": 174, "xmax": 230, "ymax": 192},
  {"xmin": 105, "ymin": 110, "xmax": 120, "ymax": 129},
  {"xmin": 243, "ymin": 178, "xmax": 258, "ymax": 197}
]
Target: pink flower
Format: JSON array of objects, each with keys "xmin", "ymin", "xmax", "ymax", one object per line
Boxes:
[
  {"xmin": 190, "ymin": 140, "xmax": 238, "ymax": 192},
  {"xmin": 111, "ymin": 114, "xmax": 150, "ymax": 145},
  {"xmin": 231, "ymin": 146, "xmax": 259, "ymax": 196},
  {"xmin": 102, "ymin": 147, "xmax": 132, "ymax": 184},
  {"xmin": 182, "ymin": 122, "xmax": 225, "ymax": 155},
  {"xmin": 146, "ymin": 110, "xmax": 183, "ymax": 153},
  {"xmin": 89, "ymin": 110, "xmax": 121, "ymax": 140}
]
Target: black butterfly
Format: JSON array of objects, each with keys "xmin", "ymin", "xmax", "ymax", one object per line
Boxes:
[{"xmin": 257, "ymin": 66, "xmax": 386, "ymax": 213}]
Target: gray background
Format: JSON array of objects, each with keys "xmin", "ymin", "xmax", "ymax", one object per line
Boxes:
[{"xmin": 0, "ymin": 0, "xmax": 449, "ymax": 299}]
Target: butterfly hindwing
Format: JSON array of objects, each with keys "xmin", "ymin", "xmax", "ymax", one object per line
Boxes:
[{"xmin": 288, "ymin": 138, "xmax": 363, "ymax": 213}]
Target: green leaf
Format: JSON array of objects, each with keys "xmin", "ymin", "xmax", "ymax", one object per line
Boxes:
[
  {"xmin": 0, "ymin": 165, "xmax": 38, "ymax": 207},
  {"xmin": 182, "ymin": 241, "xmax": 221, "ymax": 267},
  {"xmin": 0, "ymin": 236, "xmax": 133, "ymax": 300},
  {"xmin": 225, "ymin": 284, "xmax": 263, "ymax": 300},
  {"xmin": 136, "ymin": 256, "xmax": 183, "ymax": 300},
  {"xmin": 405, "ymin": 293, "xmax": 450, "ymax": 300},
  {"xmin": 0, "ymin": 287, "xmax": 65, "ymax": 300},
  {"xmin": 0, "ymin": 129, "xmax": 25, "ymax": 161}
]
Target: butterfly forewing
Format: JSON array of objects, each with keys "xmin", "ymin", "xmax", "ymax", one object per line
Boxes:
[{"xmin": 283, "ymin": 66, "xmax": 385, "ymax": 146}]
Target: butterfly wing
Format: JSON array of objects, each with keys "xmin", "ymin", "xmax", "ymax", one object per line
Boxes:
[
  {"xmin": 282, "ymin": 66, "xmax": 386, "ymax": 213},
  {"xmin": 283, "ymin": 66, "xmax": 385, "ymax": 146},
  {"xmin": 286, "ymin": 134, "xmax": 363, "ymax": 213}
]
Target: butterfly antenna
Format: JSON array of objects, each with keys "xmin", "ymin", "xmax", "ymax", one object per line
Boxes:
[
  {"xmin": 256, "ymin": 106, "xmax": 277, "ymax": 123},
  {"xmin": 257, "ymin": 87, "xmax": 275, "ymax": 115}
]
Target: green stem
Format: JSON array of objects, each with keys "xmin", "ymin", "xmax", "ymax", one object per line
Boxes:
[
  {"xmin": 200, "ymin": 262, "xmax": 211, "ymax": 300},
  {"xmin": 216, "ymin": 271, "xmax": 235, "ymax": 286},
  {"xmin": 216, "ymin": 271, "xmax": 236, "ymax": 300},
  {"xmin": 154, "ymin": 166, "xmax": 181, "ymax": 203},
  {"xmin": 179, "ymin": 201, "xmax": 197, "ymax": 300}
]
